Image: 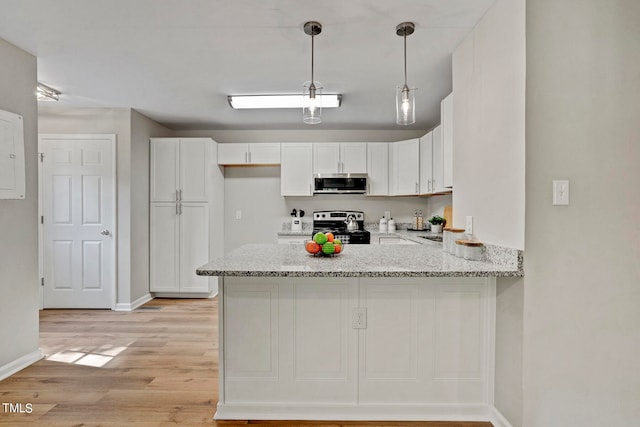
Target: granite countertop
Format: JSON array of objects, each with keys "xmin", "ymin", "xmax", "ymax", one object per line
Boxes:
[{"xmin": 197, "ymin": 243, "xmax": 523, "ymax": 278}]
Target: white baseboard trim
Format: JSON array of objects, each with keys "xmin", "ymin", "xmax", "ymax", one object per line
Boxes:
[
  {"xmin": 215, "ymin": 403, "xmax": 511, "ymax": 423},
  {"xmin": 0, "ymin": 350, "xmax": 43, "ymax": 381},
  {"xmin": 114, "ymin": 293, "xmax": 154, "ymax": 311},
  {"xmin": 488, "ymin": 405, "xmax": 515, "ymax": 427},
  {"xmin": 151, "ymin": 292, "xmax": 213, "ymax": 299}
]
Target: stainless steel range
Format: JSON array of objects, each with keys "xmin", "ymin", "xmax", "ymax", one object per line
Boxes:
[{"xmin": 312, "ymin": 210, "xmax": 371, "ymax": 244}]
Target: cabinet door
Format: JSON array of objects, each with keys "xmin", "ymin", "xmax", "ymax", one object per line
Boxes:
[
  {"xmin": 313, "ymin": 143, "xmax": 340, "ymax": 174},
  {"xmin": 366, "ymin": 143, "xmax": 389, "ymax": 196},
  {"xmin": 179, "ymin": 203, "xmax": 210, "ymax": 293},
  {"xmin": 248, "ymin": 143, "xmax": 280, "ymax": 164},
  {"xmin": 150, "ymin": 139, "xmax": 179, "ymax": 202},
  {"xmin": 441, "ymin": 93, "xmax": 453, "ymax": 188},
  {"xmin": 281, "ymin": 143, "xmax": 313, "ymax": 196},
  {"xmin": 340, "ymin": 143, "xmax": 367, "ymax": 173},
  {"xmin": 180, "ymin": 139, "xmax": 209, "ymax": 202},
  {"xmin": 150, "ymin": 203, "xmax": 180, "ymax": 292},
  {"xmin": 218, "ymin": 143, "xmax": 248, "ymax": 165},
  {"xmin": 394, "ymin": 138, "xmax": 420, "ymax": 195},
  {"xmin": 419, "ymin": 131, "xmax": 434, "ymax": 194},
  {"xmin": 432, "ymin": 125, "xmax": 445, "ymax": 193}
]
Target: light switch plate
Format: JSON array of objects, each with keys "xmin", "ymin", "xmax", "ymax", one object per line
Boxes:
[
  {"xmin": 352, "ymin": 307, "xmax": 367, "ymax": 329},
  {"xmin": 235, "ymin": 210, "xmax": 242, "ymax": 220},
  {"xmin": 465, "ymin": 216, "xmax": 473, "ymax": 234},
  {"xmin": 553, "ymin": 180, "xmax": 569, "ymax": 205}
]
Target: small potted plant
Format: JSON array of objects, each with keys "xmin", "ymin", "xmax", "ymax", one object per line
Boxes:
[{"xmin": 428, "ymin": 215, "xmax": 445, "ymax": 233}]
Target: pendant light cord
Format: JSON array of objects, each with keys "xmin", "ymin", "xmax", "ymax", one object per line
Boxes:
[
  {"xmin": 311, "ymin": 33, "xmax": 315, "ymax": 87},
  {"xmin": 403, "ymin": 31, "xmax": 408, "ymax": 87}
]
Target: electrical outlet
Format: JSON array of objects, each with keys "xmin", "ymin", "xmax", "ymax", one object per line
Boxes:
[
  {"xmin": 235, "ymin": 210, "xmax": 242, "ymax": 220},
  {"xmin": 465, "ymin": 216, "xmax": 473, "ymax": 234},
  {"xmin": 352, "ymin": 307, "xmax": 367, "ymax": 329},
  {"xmin": 553, "ymin": 180, "xmax": 569, "ymax": 205}
]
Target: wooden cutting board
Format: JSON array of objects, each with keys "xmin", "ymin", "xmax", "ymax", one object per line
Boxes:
[{"xmin": 443, "ymin": 205, "xmax": 453, "ymax": 228}]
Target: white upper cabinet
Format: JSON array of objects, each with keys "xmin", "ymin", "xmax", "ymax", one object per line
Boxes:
[
  {"xmin": 313, "ymin": 143, "xmax": 367, "ymax": 174},
  {"xmin": 281, "ymin": 143, "xmax": 313, "ymax": 196},
  {"xmin": 419, "ymin": 131, "xmax": 434, "ymax": 195},
  {"xmin": 366, "ymin": 143, "xmax": 389, "ymax": 196},
  {"xmin": 432, "ymin": 125, "xmax": 446, "ymax": 193},
  {"xmin": 419, "ymin": 126, "xmax": 446, "ymax": 195},
  {"xmin": 390, "ymin": 138, "xmax": 420, "ymax": 196},
  {"xmin": 441, "ymin": 93, "xmax": 453, "ymax": 188},
  {"xmin": 218, "ymin": 143, "xmax": 281, "ymax": 165},
  {"xmin": 151, "ymin": 138, "xmax": 209, "ymax": 202}
]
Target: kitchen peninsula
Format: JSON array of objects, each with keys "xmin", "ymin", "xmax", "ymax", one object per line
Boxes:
[{"xmin": 197, "ymin": 244, "xmax": 522, "ymax": 425}]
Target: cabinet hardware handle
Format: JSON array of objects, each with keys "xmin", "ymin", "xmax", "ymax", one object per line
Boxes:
[
  {"xmin": 179, "ymin": 189, "xmax": 182, "ymax": 201},
  {"xmin": 176, "ymin": 203, "xmax": 179, "ymax": 215},
  {"xmin": 248, "ymin": 151, "xmax": 251, "ymax": 163},
  {"xmin": 245, "ymin": 152, "xmax": 248, "ymax": 163},
  {"xmin": 100, "ymin": 229, "xmax": 111, "ymax": 236},
  {"xmin": 179, "ymin": 203, "xmax": 182, "ymax": 215},
  {"xmin": 176, "ymin": 189, "xmax": 179, "ymax": 202},
  {"xmin": 415, "ymin": 182, "xmax": 419, "ymax": 193}
]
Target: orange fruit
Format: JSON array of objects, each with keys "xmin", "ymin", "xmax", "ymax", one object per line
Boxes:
[
  {"xmin": 325, "ymin": 232, "xmax": 334, "ymax": 242},
  {"xmin": 334, "ymin": 243, "xmax": 342, "ymax": 254},
  {"xmin": 305, "ymin": 240, "xmax": 321, "ymax": 254}
]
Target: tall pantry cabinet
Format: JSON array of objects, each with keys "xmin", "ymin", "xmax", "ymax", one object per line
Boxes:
[{"xmin": 150, "ymin": 138, "xmax": 212, "ymax": 294}]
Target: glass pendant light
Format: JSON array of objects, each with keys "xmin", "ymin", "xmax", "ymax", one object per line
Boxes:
[
  {"xmin": 303, "ymin": 21, "xmax": 323, "ymax": 124},
  {"xmin": 396, "ymin": 22, "xmax": 416, "ymax": 125}
]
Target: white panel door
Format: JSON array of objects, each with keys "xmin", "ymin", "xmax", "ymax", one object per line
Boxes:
[
  {"xmin": 150, "ymin": 203, "xmax": 180, "ymax": 292},
  {"xmin": 179, "ymin": 203, "xmax": 210, "ymax": 292},
  {"xmin": 41, "ymin": 135, "xmax": 115, "ymax": 308},
  {"xmin": 340, "ymin": 143, "xmax": 367, "ymax": 173},
  {"xmin": 180, "ymin": 139, "xmax": 209, "ymax": 202},
  {"xmin": 281, "ymin": 143, "xmax": 313, "ymax": 196},
  {"xmin": 150, "ymin": 138, "xmax": 179, "ymax": 202},
  {"xmin": 313, "ymin": 143, "xmax": 340, "ymax": 174}
]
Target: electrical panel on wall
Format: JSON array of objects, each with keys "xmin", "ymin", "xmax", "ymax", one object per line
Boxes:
[{"xmin": 0, "ymin": 109, "xmax": 26, "ymax": 199}]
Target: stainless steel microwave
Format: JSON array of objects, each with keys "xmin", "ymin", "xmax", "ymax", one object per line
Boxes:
[{"xmin": 313, "ymin": 173, "xmax": 368, "ymax": 194}]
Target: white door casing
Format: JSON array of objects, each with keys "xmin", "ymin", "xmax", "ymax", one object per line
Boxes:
[{"xmin": 39, "ymin": 134, "xmax": 116, "ymax": 309}]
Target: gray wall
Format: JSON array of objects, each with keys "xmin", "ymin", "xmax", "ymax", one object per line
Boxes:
[
  {"xmin": 524, "ymin": 0, "xmax": 640, "ymax": 425},
  {"xmin": 130, "ymin": 110, "xmax": 174, "ymax": 301},
  {"xmin": 450, "ymin": 0, "xmax": 526, "ymax": 423},
  {"xmin": 452, "ymin": 0, "xmax": 526, "ymax": 249},
  {"xmin": 223, "ymin": 165, "xmax": 451, "ymax": 252},
  {"xmin": 38, "ymin": 107, "xmax": 173, "ymax": 306},
  {"xmin": 0, "ymin": 39, "xmax": 40, "ymax": 370}
]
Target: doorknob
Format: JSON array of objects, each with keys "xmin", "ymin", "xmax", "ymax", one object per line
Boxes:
[{"xmin": 100, "ymin": 230, "xmax": 111, "ymax": 236}]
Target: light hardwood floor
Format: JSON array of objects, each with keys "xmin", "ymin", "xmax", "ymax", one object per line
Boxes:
[{"xmin": 0, "ymin": 298, "xmax": 492, "ymax": 427}]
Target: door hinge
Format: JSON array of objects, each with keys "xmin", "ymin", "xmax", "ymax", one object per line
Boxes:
[
  {"xmin": 41, "ymin": 277, "xmax": 44, "ymax": 287},
  {"xmin": 39, "ymin": 153, "xmax": 44, "ymax": 162},
  {"xmin": 40, "ymin": 215, "xmax": 44, "ymax": 224}
]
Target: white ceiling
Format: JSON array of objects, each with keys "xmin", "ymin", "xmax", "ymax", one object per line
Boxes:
[{"xmin": 0, "ymin": 0, "xmax": 494, "ymax": 131}]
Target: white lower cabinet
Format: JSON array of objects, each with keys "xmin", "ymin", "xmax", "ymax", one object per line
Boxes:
[
  {"xmin": 150, "ymin": 202, "xmax": 210, "ymax": 293},
  {"xmin": 223, "ymin": 277, "xmax": 358, "ymax": 404},
  {"xmin": 219, "ymin": 276, "xmax": 494, "ymax": 419}
]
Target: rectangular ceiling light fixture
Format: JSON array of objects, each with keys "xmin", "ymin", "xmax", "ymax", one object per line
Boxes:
[
  {"xmin": 228, "ymin": 94, "xmax": 342, "ymax": 109},
  {"xmin": 37, "ymin": 82, "xmax": 61, "ymax": 101}
]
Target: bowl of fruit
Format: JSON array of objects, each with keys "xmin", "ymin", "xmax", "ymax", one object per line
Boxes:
[{"xmin": 305, "ymin": 232, "xmax": 343, "ymax": 256}]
